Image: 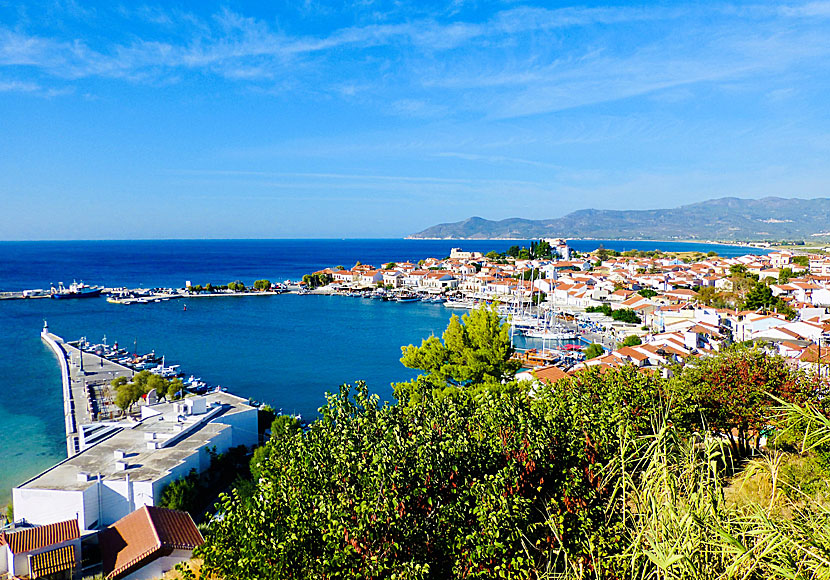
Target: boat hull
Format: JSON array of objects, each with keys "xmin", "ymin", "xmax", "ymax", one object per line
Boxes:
[{"xmin": 51, "ymin": 289, "xmax": 102, "ymax": 299}]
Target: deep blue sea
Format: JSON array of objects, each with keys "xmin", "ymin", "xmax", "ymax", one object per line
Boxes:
[{"xmin": 0, "ymin": 239, "xmax": 768, "ymax": 504}]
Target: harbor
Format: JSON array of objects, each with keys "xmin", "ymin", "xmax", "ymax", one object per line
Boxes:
[
  {"xmin": 40, "ymin": 324, "xmax": 218, "ymax": 459},
  {"xmin": 0, "ymin": 237, "xmax": 782, "ymax": 509}
]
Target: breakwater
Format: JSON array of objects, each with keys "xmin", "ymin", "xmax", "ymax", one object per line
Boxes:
[
  {"xmin": 40, "ymin": 326, "xmax": 76, "ymax": 456},
  {"xmin": 40, "ymin": 325, "xmax": 135, "ymax": 457}
]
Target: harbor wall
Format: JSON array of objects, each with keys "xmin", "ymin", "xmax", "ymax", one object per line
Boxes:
[{"xmin": 40, "ymin": 330, "xmax": 77, "ymax": 457}]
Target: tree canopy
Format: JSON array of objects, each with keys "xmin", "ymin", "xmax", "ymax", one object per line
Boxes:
[
  {"xmin": 395, "ymin": 305, "xmax": 520, "ymax": 402},
  {"xmin": 111, "ymin": 371, "xmax": 183, "ymax": 413},
  {"xmin": 584, "ymin": 343, "xmax": 604, "ymax": 359},
  {"xmin": 191, "ymin": 336, "xmax": 829, "ymax": 580}
]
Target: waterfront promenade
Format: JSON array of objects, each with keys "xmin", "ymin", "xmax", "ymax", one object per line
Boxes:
[{"xmin": 41, "ymin": 325, "xmax": 133, "ymax": 457}]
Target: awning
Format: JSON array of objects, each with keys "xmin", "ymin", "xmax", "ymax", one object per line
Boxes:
[{"xmin": 30, "ymin": 545, "xmax": 75, "ymax": 578}]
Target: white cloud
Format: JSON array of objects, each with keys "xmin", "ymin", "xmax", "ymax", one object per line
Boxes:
[{"xmin": 0, "ymin": 1, "xmax": 828, "ymax": 122}]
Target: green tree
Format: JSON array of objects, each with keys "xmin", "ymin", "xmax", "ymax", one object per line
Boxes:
[
  {"xmin": 778, "ymin": 267, "xmax": 794, "ymax": 284},
  {"xmin": 585, "ymin": 343, "xmax": 604, "ymax": 359},
  {"xmin": 485, "ymin": 250, "xmax": 500, "ymax": 260},
  {"xmin": 145, "ymin": 373, "xmax": 167, "ymax": 399},
  {"xmin": 596, "ymin": 244, "xmax": 610, "ymax": 262},
  {"xmin": 621, "ymin": 335, "xmax": 642, "ymax": 347},
  {"xmin": 160, "ymin": 469, "xmax": 200, "ymax": 513},
  {"xmin": 383, "ymin": 262, "xmax": 397, "ymax": 270},
  {"xmin": 792, "ymin": 255, "xmax": 809, "ymax": 267},
  {"xmin": 637, "ymin": 288, "xmax": 657, "ymax": 298},
  {"xmin": 271, "ymin": 414, "xmax": 301, "ymax": 438},
  {"xmin": 114, "ymin": 381, "xmax": 143, "ymax": 413},
  {"xmin": 254, "ymin": 279, "xmax": 272, "ymax": 291},
  {"xmin": 111, "ymin": 376, "xmax": 128, "ymax": 389},
  {"xmin": 612, "ymin": 308, "xmax": 641, "ymax": 324},
  {"xmin": 395, "ymin": 305, "xmax": 520, "ymax": 402},
  {"xmin": 533, "ymin": 239, "xmax": 552, "ymax": 258},
  {"xmin": 671, "ymin": 346, "xmax": 814, "ymax": 457},
  {"xmin": 506, "ymin": 245, "xmax": 520, "ymax": 258},
  {"xmin": 205, "ymin": 282, "xmax": 214, "ymax": 293},
  {"xmin": 743, "ymin": 281, "xmax": 777, "ymax": 310}
]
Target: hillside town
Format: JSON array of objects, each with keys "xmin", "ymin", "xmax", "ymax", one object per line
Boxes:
[{"xmin": 311, "ymin": 239, "xmax": 830, "ymax": 380}]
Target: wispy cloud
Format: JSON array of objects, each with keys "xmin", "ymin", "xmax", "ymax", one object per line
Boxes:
[
  {"xmin": 1, "ymin": 1, "xmax": 829, "ymax": 123},
  {"xmin": 434, "ymin": 151, "xmax": 562, "ymax": 170},
  {"xmin": 0, "ymin": 78, "xmax": 40, "ymax": 92},
  {"xmin": 171, "ymin": 168, "xmax": 543, "ymax": 188}
]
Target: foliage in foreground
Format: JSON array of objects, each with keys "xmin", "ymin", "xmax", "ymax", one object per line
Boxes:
[
  {"xmin": 198, "ymin": 367, "xmax": 670, "ymax": 580},
  {"xmin": 190, "ymin": 309, "xmax": 829, "ymax": 579},
  {"xmin": 194, "ymin": 391, "xmax": 830, "ymax": 580}
]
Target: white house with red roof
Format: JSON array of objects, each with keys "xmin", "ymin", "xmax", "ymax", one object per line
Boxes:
[{"xmin": 0, "ymin": 518, "xmax": 81, "ymax": 579}]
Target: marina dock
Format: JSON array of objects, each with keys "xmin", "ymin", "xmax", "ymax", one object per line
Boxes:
[{"xmin": 41, "ymin": 324, "xmax": 134, "ymax": 457}]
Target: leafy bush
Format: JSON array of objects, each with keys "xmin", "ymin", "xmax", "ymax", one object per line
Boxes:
[
  {"xmin": 585, "ymin": 302, "xmax": 641, "ymax": 323},
  {"xmin": 585, "ymin": 343, "xmax": 604, "ymax": 359},
  {"xmin": 198, "ymin": 368, "xmax": 668, "ymax": 580},
  {"xmin": 159, "ymin": 446, "xmax": 250, "ymax": 518},
  {"xmin": 190, "ymin": 317, "xmax": 830, "ymax": 579}
]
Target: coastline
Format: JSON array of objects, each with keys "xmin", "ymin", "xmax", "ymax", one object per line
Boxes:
[{"xmin": 404, "ymin": 236, "xmax": 765, "ymax": 248}]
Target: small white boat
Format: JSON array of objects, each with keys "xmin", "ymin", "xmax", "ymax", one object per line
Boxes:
[
  {"xmin": 523, "ymin": 327, "xmax": 578, "ymax": 340},
  {"xmin": 149, "ymin": 363, "xmax": 182, "ymax": 378},
  {"xmin": 444, "ymin": 299, "xmax": 474, "ymax": 309}
]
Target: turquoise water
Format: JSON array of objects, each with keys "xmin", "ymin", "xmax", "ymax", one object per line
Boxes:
[
  {"xmin": 0, "ymin": 239, "xmax": 769, "ymax": 505},
  {"xmin": 0, "ymin": 294, "xmax": 465, "ymax": 504}
]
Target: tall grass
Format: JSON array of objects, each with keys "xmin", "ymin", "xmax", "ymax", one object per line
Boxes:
[{"xmin": 541, "ymin": 402, "xmax": 830, "ymax": 580}]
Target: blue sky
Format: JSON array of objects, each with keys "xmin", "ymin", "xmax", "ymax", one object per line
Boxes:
[{"xmin": 1, "ymin": 1, "xmax": 830, "ymax": 239}]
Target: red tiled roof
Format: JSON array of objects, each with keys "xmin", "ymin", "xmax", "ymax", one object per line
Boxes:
[
  {"xmin": 100, "ymin": 506, "xmax": 204, "ymax": 579},
  {"xmin": 531, "ymin": 365, "xmax": 569, "ymax": 384},
  {"xmin": 1, "ymin": 519, "xmax": 80, "ymax": 554}
]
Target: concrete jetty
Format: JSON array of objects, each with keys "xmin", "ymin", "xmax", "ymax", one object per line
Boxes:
[{"xmin": 41, "ymin": 323, "xmax": 134, "ymax": 457}]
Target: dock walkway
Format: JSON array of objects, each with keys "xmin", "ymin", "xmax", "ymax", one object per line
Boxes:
[{"xmin": 41, "ymin": 326, "xmax": 134, "ymax": 457}]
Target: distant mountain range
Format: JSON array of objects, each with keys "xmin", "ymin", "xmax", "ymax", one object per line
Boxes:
[{"xmin": 407, "ymin": 197, "xmax": 830, "ymax": 241}]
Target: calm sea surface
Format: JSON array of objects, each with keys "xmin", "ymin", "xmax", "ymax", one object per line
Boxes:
[{"xmin": 0, "ymin": 239, "xmax": 768, "ymax": 504}]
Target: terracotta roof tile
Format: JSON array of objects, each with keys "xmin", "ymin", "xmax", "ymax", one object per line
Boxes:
[
  {"xmin": 1, "ymin": 519, "xmax": 79, "ymax": 554},
  {"xmin": 100, "ymin": 506, "xmax": 204, "ymax": 579},
  {"xmin": 531, "ymin": 365, "xmax": 569, "ymax": 385}
]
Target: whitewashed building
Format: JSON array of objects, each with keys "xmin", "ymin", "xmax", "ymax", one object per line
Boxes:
[{"xmin": 13, "ymin": 392, "xmax": 258, "ymax": 532}]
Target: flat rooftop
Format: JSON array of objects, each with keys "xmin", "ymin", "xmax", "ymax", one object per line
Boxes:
[{"xmin": 17, "ymin": 391, "xmax": 254, "ymax": 492}]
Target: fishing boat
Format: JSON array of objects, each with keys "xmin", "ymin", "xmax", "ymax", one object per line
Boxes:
[
  {"xmin": 50, "ymin": 281, "xmax": 103, "ymax": 299},
  {"xmin": 395, "ymin": 293, "xmax": 421, "ymax": 303},
  {"xmin": 149, "ymin": 357, "xmax": 182, "ymax": 378}
]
